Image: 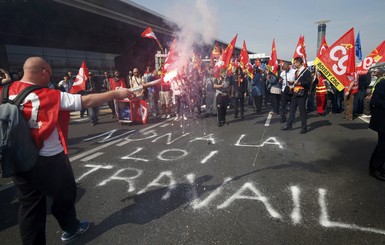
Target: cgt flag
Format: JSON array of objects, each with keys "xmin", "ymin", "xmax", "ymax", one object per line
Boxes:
[
  {"xmin": 314, "ymin": 28, "xmax": 356, "ymax": 91},
  {"xmin": 293, "ymin": 35, "xmax": 307, "ymax": 66},
  {"xmin": 317, "ymin": 36, "xmax": 329, "ymax": 57},
  {"xmin": 70, "ymin": 61, "xmax": 89, "ymax": 94},
  {"xmin": 356, "ymin": 40, "xmax": 385, "ymax": 75}
]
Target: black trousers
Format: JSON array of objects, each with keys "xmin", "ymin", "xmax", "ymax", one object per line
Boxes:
[
  {"xmin": 12, "ymin": 152, "xmax": 79, "ymax": 245},
  {"xmin": 369, "ymin": 131, "xmax": 385, "ymax": 171},
  {"xmin": 216, "ymin": 93, "xmax": 230, "ymax": 123},
  {"xmin": 280, "ymin": 92, "xmax": 292, "ymax": 121},
  {"xmin": 108, "ymin": 100, "xmax": 116, "ymax": 115},
  {"xmin": 270, "ymin": 93, "xmax": 280, "ymax": 114},
  {"xmin": 234, "ymin": 92, "xmax": 245, "ymax": 117},
  {"xmin": 286, "ymin": 93, "xmax": 308, "ymax": 130},
  {"xmin": 253, "ymin": 95, "xmax": 263, "ymax": 114}
]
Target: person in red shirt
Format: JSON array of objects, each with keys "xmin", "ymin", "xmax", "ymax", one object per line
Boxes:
[{"xmin": 108, "ymin": 69, "xmax": 126, "ymax": 118}]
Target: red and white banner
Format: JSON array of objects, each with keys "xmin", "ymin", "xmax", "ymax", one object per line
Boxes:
[
  {"xmin": 162, "ymin": 38, "xmax": 179, "ymax": 81},
  {"xmin": 141, "ymin": 26, "xmax": 158, "ymax": 40},
  {"xmin": 70, "ymin": 61, "xmax": 89, "ymax": 94},
  {"xmin": 317, "ymin": 36, "xmax": 329, "ymax": 57},
  {"xmin": 356, "ymin": 40, "xmax": 385, "ymax": 75},
  {"xmin": 132, "ymin": 99, "xmax": 148, "ymax": 124},
  {"xmin": 314, "ymin": 28, "xmax": 356, "ymax": 91},
  {"xmin": 293, "ymin": 35, "xmax": 307, "ymax": 66}
]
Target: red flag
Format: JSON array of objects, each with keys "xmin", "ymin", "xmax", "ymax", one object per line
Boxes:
[
  {"xmin": 210, "ymin": 42, "xmax": 221, "ymax": 67},
  {"xmin": 240, "ymin": 40, "xmax": 249, "ymax": 67},
  {"xmin": 293, "ymin": 35, "xmax": 307, "ymax": 66},
  {"xmin": 213, "ymin": 34, "xmax": 238, "ymax": 78},
  {"xmin": 240, "ymin": 40, "xmax": 254, "ymax": 78},
  {"xmin": 268, "ymin": 39, "xmax": 278, "ymax": 75},
  {"xmin": 317, "ymin": 36, "xmax": 329, "ymax": 57},
  {"xmin": 162, "ymin": 38, "xmax": 179, "ymax": 81},
  {"xmin": 141, "ymin": 26, "xmax": 158, "ymax": 40},
  {"xmin": 131, "ymin": 99, "xmax": 148, "ymax": 124},
  {"xmin": 210, "ymin": 42, "xmax": 221, "ymax": 59},
  {"xmin": 163, "ymin": 38, "xmax": 177, "ymax": 72},
  {"xmin": 141, "ymin": 26, "xmax": 164, "ymax": 53},
  {"xmin": 314, "ymin": 28, "xmax": 356, "ymax": 91},
  {"xmin": 70, "ymin": 61, "xmax": 88, "ymax": 94},
  {"xmin": 356, "ymin": 40, "xmax": 385, "ymax": 75}
]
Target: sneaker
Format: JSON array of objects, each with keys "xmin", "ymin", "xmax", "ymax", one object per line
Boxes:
[
  {"xmin": 361, "ymin": 114, "xmax": 371, "ymax": 118},
  {"xmin": 183, "ymin": 115, "xmax": 187, "ymax": 120},
  {"xmin": 166, "ymin": 114, "xmax": 171, "ymax": 119},
  {"xmin": 161, "ymin": 114, "xmax": 166, "ymax": 119},
  {"xmin": 174, "ymin": 115, "xmax": 179, "ymax": 121},
  {"xmin": 61, "ymin": 221, "xmax": 90, "ymax": 241}
]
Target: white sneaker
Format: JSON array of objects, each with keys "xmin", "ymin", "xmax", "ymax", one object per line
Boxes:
[
  {"xmin": 183, "ymin": 115, "xmax": 187, "ymax": 120},
  {"xmin": 174, "ymin": 115, "xmax": 179, "ymax": 121},
  {"xmin": 361, "ymin": 114, "xmax": 371, "ymax": 118},
  {"xmin": 161, "ymin": 114, "xmax": 166, "ymax": 119},
  {"xmin": 166, "ymin": 114, "xmax": 171, "ymax": 119}
]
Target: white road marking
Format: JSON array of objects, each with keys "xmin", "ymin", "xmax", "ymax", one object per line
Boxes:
[
  {"xmin": 81, "ymin": 152, "xmax": 105, "ymax": 162},
  {"xmin": 265, "ymin": 113, "xmax": 273, "ymax": 126},
  {"xmin": 358, "ymin": 116, "xmax": 370, "ymax": 124}
]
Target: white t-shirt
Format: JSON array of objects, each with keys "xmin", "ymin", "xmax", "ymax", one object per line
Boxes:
[
  {"xmin": 58, "ymin": 80, "xmax": 70, "ymax": 92},
  {"xmin": 280, "ymin": 69, "xmax": 296, "ymax": 92},
  {"xmin": 39, "ymin": 92, "xmax": 82, "ymax": 156}
]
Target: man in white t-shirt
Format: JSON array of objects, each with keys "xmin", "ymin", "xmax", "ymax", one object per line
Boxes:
[{"xmin": 279, "ymin": 62, "xmax": 296, "ymax": 123}]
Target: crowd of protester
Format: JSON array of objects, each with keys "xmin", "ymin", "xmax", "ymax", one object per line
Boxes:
[{"xmin": 0, "ymin": 59, "xmax": 376, "ymax": 129}]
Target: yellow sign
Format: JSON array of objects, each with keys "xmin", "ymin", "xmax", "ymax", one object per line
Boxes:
[{"xmin": 314, "ymin": 58, "xmax": 345, "ymax": 91}]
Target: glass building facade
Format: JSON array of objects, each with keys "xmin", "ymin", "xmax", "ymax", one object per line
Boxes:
[{"xmin": 6, "ymin": 44, "xmax": 118, "ymax": 82}]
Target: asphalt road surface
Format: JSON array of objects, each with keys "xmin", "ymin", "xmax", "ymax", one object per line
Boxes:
[{"xmin": 1, "ymin": 105, "xmax": 385, "ymax": 245}]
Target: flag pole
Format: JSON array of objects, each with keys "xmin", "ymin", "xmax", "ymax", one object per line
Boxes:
[{"xmin": 155, "ymin": 39, "xmax": 164, "ymax": 54}]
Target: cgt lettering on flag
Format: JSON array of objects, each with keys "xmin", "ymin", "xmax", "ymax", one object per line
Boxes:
[{"xmin": 315, "ymin": 28, "xmax": 356, "ymax": 91}]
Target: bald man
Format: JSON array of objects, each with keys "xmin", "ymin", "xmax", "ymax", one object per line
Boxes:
[{"xmin": 2, "ymin": 57, "xmax": 134, "ymax": 244}]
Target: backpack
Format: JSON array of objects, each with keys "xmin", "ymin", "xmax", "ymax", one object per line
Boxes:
[{"xmin": 0, "ymin": 83, "xmax": 42, "ymax": 178}]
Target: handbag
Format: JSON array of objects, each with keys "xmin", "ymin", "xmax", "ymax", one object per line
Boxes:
[{"xmin": 270, "ymin": 86, "xmax": 281, "ymax": 95}]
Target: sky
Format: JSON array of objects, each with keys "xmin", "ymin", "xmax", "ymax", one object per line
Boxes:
[{"xmin": 126, "ymin": 0, "xmax": 385, "ymax": 61}]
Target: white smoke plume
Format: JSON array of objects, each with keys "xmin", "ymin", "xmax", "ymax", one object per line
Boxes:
[{"xmin": 165, "ymin": 0, "xmax": 218, "ymax": 70}]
